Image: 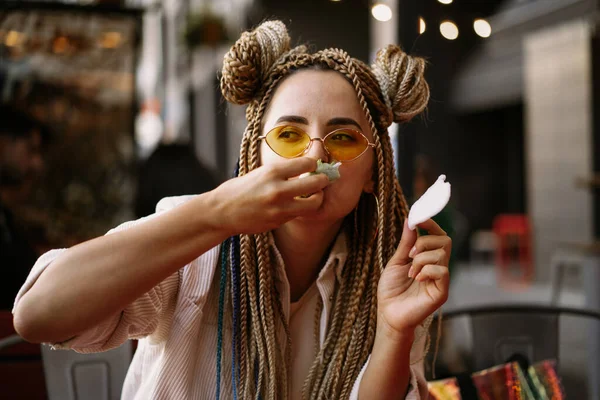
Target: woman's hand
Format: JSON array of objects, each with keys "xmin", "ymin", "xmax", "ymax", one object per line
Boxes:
[
  {"xmin": 214, "ymin": 157, "xmax": 329, "ymax": 235},
  {"xmin": 377, "ymin": 218, "xmax": 451, "ymax": 338}
]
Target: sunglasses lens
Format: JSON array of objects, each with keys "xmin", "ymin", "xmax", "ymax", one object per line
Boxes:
[
  {"xmin": 324, "ymin": 130, "xmax": 369, "ymax": 161},
  {"xmin": 265, "ymin": 126, "xmax": 310, "ymax": 158}
]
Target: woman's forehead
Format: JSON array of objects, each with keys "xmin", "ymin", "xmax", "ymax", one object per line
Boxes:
[{"xmin": 264, "ymin": 69, "xmax": 368, "ymax": 126}]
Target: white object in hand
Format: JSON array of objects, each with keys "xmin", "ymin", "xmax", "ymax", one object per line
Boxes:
[
  {"xmin": 407, "ymin": 174, "xmax": 451, "ymax": 230},
  {"xmin": 299, "ymin": 159, "xmax": 342, "ymax": 182}
]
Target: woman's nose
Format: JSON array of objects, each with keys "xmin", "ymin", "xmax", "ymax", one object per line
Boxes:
[{"xmin": 305, "ymin": 138, "xmax": 329, "ymax": 162}]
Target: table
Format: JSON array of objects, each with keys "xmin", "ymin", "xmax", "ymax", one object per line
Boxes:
[{"xmin": 549, "ymin": 241, "xmax": 600, "ymax": 400}]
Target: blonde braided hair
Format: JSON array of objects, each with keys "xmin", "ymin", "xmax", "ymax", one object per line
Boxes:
[{"xmin": 220, "ymin": 20, "xmax": 431, "ymax": 400}]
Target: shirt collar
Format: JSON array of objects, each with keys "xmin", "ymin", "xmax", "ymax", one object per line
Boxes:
[
  {"xmin": 268, "ymin": 229, "xmax": 349, "ymax": 284},
  {"xmin": 321, "ymin": 230, "xmax": 349, "ymax": 283}
]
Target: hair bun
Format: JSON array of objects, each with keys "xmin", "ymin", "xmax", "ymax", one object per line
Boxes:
[
  {"xmin": 220, "ymin": 20, "xmax": 290, "ymax": 105},
  {"xmin": 371, "ymin": 45, "xmax": 430, "ymax": 123}
]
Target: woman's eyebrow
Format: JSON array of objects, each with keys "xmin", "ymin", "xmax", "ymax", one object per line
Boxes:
[
  {"xmin": 326, "ymin": 117, "xmax": 362, "ymax": 130},
  {"xmin": 274, "ymin": 115, "xmax": 362, "ymax": 130},
  {"xmin": 275, "ymin": 115, "xmax": 309, "ymax": 125}
]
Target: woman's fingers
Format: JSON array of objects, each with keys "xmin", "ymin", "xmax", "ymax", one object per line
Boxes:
[
  {"xmin": 287, "ymin": 191, "xmax": 325, "ymax": 214},
  {"xmin": 283, "ymin": 172, "xmax": 330, "ymax": 198},
  {"xmin": 408, "ymin": 248, "xmax": 448, "ymax": 278},
  {"xmin": 216, "ymin": 157, "xmax": 335, "ymax": 234},
  {"xmin": 271, "ymin": 156, "xmax": 318, "ymax": 179},
  {"xmin": 262, "ymin": 157, "xmax": 330, "ymax": 201},
  {"xmin": 388, "ymin": 220, "xmax": 418, "ymax": 266},
  {"xmin": 409, "ymin": 234, "xmax": 452, "ymax": 258},
  {"xmin": 414, "ymin": 264, "xmax": 449, "ymax": 285},
  {"xmin": 406, "ymin": 225, "xmax": 452, "ymax": 278},
  {"xmin": 415, "ymin": 218, "xmax": 446, "ymax": 236}
]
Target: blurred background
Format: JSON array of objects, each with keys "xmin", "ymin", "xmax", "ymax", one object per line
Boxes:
[{"xmin": 0, "ymin": 0, "xmax": 599, "ymax": 399}]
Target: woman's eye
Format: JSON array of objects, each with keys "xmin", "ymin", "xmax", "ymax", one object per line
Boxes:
[
  {"xmin": 330, "ymin": 132, "xmax": 356, "ymax": 142},
  {"xmin": 278, "ymin": 129, "xmax": 302, "ymax": 140}
]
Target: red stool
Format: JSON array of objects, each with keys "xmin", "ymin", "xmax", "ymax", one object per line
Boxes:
[{"xmin": 492, "ymin": 214, "xmax": 534, "ymax": 286}]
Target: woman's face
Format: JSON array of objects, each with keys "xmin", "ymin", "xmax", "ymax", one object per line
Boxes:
[{"xmin": 260, "ymin": 69, "xmax": 375, "ymax": 223}]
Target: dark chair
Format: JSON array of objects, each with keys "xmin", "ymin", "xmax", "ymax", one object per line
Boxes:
[
  {"xmin": 0, "ymin": 311, "xmax": 47, "ymax": 399},
  {"xmin": 428, "ymin": 304, "xmax": 600, "ymax": 399}
]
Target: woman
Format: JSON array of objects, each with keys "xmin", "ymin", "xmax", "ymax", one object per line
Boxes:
[{"xmin": 12, "ymin": 21, "xmax": 451, "ymax": 399}]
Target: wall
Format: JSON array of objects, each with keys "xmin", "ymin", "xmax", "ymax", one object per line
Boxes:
[{"xmin": 524, "ymin": 19, "xmax": 594, "ymax": 281}]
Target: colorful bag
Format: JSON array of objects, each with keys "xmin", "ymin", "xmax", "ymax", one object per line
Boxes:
[
  {"xmin": 428, "ymin": 377, "xmax": 462, "ymax": 400},
  {"xmin": 471, "ymin": 362, "xmax": 526, "ymax": 400},
  {"xmin": 470, "ymin": 360, "xmax": 564, "ymax": 400},
  {"xmin": 527, "ymin": 360, "xmax": 565, "ymax": 400}
]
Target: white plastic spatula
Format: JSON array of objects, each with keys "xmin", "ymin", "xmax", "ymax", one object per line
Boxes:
[{"xmin": 407, "ymin": 174, "xmax": 451, "ymax": 230}]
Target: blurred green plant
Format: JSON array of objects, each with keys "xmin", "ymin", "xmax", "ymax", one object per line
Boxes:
[{"xmin": 183, "ymin": 9, "xmax": 230, "ymax": 49}]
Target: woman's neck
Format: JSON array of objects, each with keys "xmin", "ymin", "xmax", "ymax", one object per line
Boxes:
[{"xmin": 273, "ymin": 219, "xmax": 343, "ymax": 302}]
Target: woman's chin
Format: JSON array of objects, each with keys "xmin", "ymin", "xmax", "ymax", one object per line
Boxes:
[
  {"xmin": 296, "ymin": 203, "xmax": 345, "ymax": 224},
  {"xmin": 296, "ymin": 203, "xmax": 327, "ymax": 222},
  {"xmin": 295, "ymin": 211, "xmax": 326, "ymax": 223}
]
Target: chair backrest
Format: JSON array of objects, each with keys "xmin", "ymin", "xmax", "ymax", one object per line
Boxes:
[
  {"xmin": 435, "ymin": 305, "xmax": 600, "ymax": 399},
  {"xmin": 41, "ymin": 341, "xmax": 133, "ymax": 400},
  {"xmin": 469, "ymin": 310, "xmax": 558, "ymax": 370},
  {"xmin": 441, "ymin": 305, "xmax": 600, "ymax": 368}
]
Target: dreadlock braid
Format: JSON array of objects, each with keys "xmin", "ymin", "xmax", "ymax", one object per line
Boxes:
[
  {"xmin": 372, "ymin": 45, "xmax": 430, "ymax": 124},
  {"xmin": 221, "ymin": 20, "xmax": 290, "ymax": 105},
  {"xmin": 255, "ymin": 232, "xmax": 283, "ymax": 398},
  {"xmin": 338, "ymin": 199, "xmax": 377, "ymax": 398},
  {"xmin": 218, "ymin": 20, "xmax": 431, "ymax": 400}
]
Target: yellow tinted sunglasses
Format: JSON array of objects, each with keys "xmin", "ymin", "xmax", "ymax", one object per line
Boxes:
[{"xmin": 258, "ymin": 125, "xmax": 375, "ymax": 162}]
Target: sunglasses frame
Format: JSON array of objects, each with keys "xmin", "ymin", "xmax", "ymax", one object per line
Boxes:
[{"xmin": 258, "ymin": 125, "xmax": 376, "ymax": 162}]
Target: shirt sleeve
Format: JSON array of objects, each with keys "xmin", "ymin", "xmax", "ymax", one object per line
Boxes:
[
  {"xmin": 348, "ymin": 325, "xmax": 429, "ymax": 399},
  {"xmin": 12, "ymin": 212, "xmax": 181, "ymax": 354}
]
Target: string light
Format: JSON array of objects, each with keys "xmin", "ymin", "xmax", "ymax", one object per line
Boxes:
[
  {"xmin": 419, "ymin": 17, "xmax": 426, "ymax": 34},
  {"xmin": 440, "ymin": 21, "xmax": 459, "ymax": 40},
  {"xmin": 474, "ymin": 19, "xmax": 492, "ymax": 38},
  {"xmin": 371, "ymin": 3, "xmax": 393, "ymax": 22}
]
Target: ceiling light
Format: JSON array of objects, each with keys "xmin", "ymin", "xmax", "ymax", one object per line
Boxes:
[
  {"xmin": 438, "ymin": 0, "xmax": 453, "ymax": 4},
  {"xmin": 419, "ymin": 17, "xmax": 426, "ymax": 34},
  {"xmin": 440, "ymin": 21, "xmax": 459, "ymax": 40},
  {"xmin": 473, "ymin": 19, "xmax": 492, "ymax": 38},
  {"xmin": 371, "ymin": 3, "xmax": 392, "ymax": 22}
]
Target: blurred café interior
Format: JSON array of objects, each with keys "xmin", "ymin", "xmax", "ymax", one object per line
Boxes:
[{"xmin": 0, "ymin": 0, "xmax": 599, "ymax": 399}]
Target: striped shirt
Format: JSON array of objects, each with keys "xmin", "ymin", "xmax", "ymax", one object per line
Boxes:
[{"xmin": 14, "ymin": 196, "xmax": 427, "ymax": 399}]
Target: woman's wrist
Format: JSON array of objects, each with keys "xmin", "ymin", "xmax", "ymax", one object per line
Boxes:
[
  {"xmin": 360, "ymin": 316, "xmax": 415, "ymax": 399},
  {"xmin": 189, "ymin": 189, "xmax": 236, "ymax": 239},
  {"xmin": 376, "ymin": 316, "xmax": 416, "ymax": 346}
]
